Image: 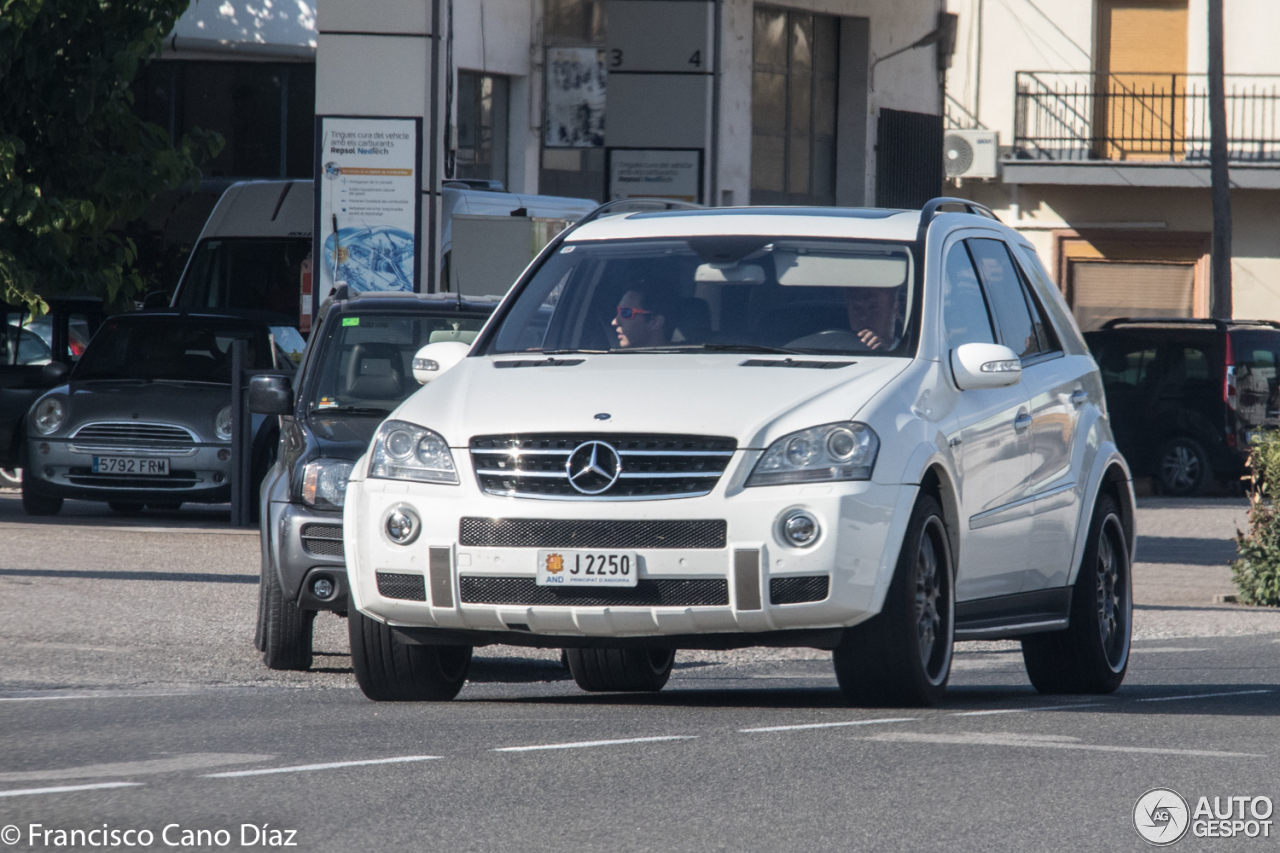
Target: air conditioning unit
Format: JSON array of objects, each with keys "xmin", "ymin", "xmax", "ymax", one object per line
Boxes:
[{"xmin": 944, "ymin": 130, "xmax": 999, "ymax": 180}]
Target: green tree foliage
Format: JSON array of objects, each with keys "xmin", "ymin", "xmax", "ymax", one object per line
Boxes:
[
  {"xmin": 0, "ymin": 0, "xmax": 222, "ymax": 312},
  {"xmin": 1233, "ymin": 432, "xmax": 1280, "ymax": 606}
]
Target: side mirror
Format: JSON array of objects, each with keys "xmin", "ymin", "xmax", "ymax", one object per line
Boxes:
[
  {"xmin": 412, "ymin": 341, "xmax": 470, "ymax": 385},
  {"xmin": 248, "ymin": 375, "xmax": 294, "ymax": 415},
  {"xmin": 951, "ymin": 343, "xmax": 1022, "ymax": 390},
  {"xmin": 141, "ymin": 291, "xmax": 169, "ymax": 310},
  {"xmin": 41, "ymin": 362, "xmax": 69, "ymax": 384}
]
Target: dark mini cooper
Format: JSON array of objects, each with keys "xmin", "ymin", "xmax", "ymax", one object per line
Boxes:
[
  {"xmin": 21, "ymin": 310, "xmax": 303, "ymax": 515},
  {"xmin": 252, "ymin": 290, "xmax": 497, "ymax": 670}
]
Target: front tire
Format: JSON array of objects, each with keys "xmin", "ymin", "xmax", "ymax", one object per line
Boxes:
[
  {"xmin": 1021, "ymin": 494, "xmax": 1131, "ymax": 694},
  {"xmin": 260, "ymin": 547, "xmax": 315, "ymax": 671},
  {"xmin": 564, "ymin": 648, "xmax": 675, "ymax": 692},
  {"xmin": 349, "ymin": 609, "xmax": 472, "ymax": 701},
  {"xmin": 833, "ymin": 494, "xmax": 954, "ymax": 707},
  {"xmin": 21, "ymin": 476, "xmax": 62, "ymax": 516}
]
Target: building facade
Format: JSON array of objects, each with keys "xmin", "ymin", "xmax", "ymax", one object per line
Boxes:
[{"xmin": 944, "ymin": 0, "xmax": 1280, "ymax": 327}]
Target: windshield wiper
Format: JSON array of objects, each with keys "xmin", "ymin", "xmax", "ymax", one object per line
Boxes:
[
  {"xmin": 313, "ymin": 405, "xmax": 392, "ymax": 416},
  {"xmin": 530, "ymin": 348, "xmax": 609, "ymax": 355},
  {"xmin": 616, "ymin": 343, "xmax": 807, "ymax": 355}
]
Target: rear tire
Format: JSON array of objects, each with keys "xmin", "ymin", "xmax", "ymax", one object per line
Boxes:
[
  {"xmin": 564, "ymin": 648, "xmax": 675, "ymax": 692},
  {"xmin": 1156, "ymin": 437, "xmax": 1210, "ymax": 496},
  {"xmin": 349, "ymin": 609, "xmax": 472, "ymax": 701},
  {"xmin": 833, "ymin": 494, "xmax": 954, "ymax": 707},
  {"xmin": 108, "ymin": 501, "xmax": 145, "ymax": 514},
  {"xmin": 1021, "ymin": 494, "xmax": 1131, "ymax": 694},
  {"xmin": 21, "ymin": 477, "xmax": 61, "ymax": 516},
  {"xmin": 260, "ymin": 548, "xmax": 314, "ymax": 671},
  {"xmin": 0, "ymin": 468, "xmax": 21, "ymax": 487}
]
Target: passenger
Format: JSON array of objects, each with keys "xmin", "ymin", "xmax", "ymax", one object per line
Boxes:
[
  {"xmin": 845, "ymin": 285, "xmax": 900, "ymax": 351},
  {"xmin": 612, "ymin": 289, "xmax": 677, "ymax": 349}
]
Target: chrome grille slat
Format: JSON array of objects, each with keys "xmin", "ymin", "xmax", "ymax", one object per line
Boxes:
[
  {"xmin": 71, "ymin": 422, "xmax": 199, "ymax": 449},
  {"xmin": 470, "ymin": 433, "xmax": 736, "ymax": 500}
]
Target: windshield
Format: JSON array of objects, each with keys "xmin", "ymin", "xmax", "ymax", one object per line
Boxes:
[
  {"xmin": 484, "ymin": 237, "xmax": 916, "ymax": 356},
  {"xmin": 74, "ymin": 318, "xmax": 274, "ymax": 382},
  {"xmin": 307, "ymin": 312, "xmax": 490, "ymax": 415},
  {"xmin": 175, "ymin": 238, "xmax": 311, "ymax": 326}
]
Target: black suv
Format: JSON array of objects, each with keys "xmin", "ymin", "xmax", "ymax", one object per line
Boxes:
[
  {"xmin": 1085, "ymin": 318, "xmax": 1280, "ymax": 495},
  {"xmin": 251, "ymin": 290, "xmax": 498, "ymax": 670}
]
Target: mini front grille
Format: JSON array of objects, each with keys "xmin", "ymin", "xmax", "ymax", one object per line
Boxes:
[
  {"xmin": 469, "ymin": 433, "xmax": 736, "ymax": 500},
  {"xmin": 769, "ymin": 575, "xmax": 830, "ymax": 605},
  {"xmin": 376, "ymin": 572, "xmax": 426, "ymax": 601},
  {"xmin": 300, "ymin": 525, "xmax": 344, "ymax": 557},
  {"xmin": 71, "ymin": 422, "xmax": 198, "ymax": 450},
  {"xmin": 459, "ymin": 518, "xmax": 727, "ymax": 549},
  {"xmin": 459, "ymin": 576, "xmax": 729, "ymax": 607},
  {"xmin": 66, "ymin": 468, "xmax": 199, "ymax": 489}
]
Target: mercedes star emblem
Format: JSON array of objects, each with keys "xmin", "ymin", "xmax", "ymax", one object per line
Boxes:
[{"xmin": 566, "ymin": 440, "xmax": 622, "ymax": 495}]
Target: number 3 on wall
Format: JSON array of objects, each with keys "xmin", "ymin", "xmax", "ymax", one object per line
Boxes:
[{"xmin": 610, "ymin": 48, "xmax": 623, "ymax": 68}]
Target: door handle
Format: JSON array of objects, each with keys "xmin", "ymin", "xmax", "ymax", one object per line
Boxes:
[
  {"xmin": 1014, "ymin": 413, "xmax": 1033, "ymax": 432},
  {"xmin": 1070, "ymin": 389, "xmax": 1088, "ymax": 407}
]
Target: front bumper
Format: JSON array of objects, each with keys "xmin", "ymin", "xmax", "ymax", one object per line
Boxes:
[
  {"xmin": 269, "ymin": 500, "xmax": 349, "ymax": 611},
  {"xmin": 26, "ymin": 438, "xmax": 232, "ymax": 504},
  {"xmin": 344, "ymin": 470, "xmax": 914, "ymax": 645}
]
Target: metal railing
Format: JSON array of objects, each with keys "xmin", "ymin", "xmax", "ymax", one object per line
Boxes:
[{"xmin": 1012, "ymin": 71, "xmax": 1280, "ymax": 162}]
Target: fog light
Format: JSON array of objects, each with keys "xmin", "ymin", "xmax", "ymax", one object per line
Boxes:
[
  {"xmin": 217, "ymin": 448, "xmax": 231, "ymax": 461},
  {"xmin": 385, "ymin": 506, "xmax": 421, "ymax": 545},
  {"xmin": 39, "ymin": 443, "xmax": 49, "ymax": 455},
  {"xmin": 312, "ymin": 577, "xmax": 334, "ymax": 599},
  {"xmin": 780, "ymin": 510, "xmax": 820, "ymax": 547},
  {"xmin": 213, "ymin": 473, "xmax": 225, "ymax": 483}
]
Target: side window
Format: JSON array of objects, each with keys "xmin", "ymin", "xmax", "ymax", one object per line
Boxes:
[
  {"xmin": 967, "ymin": 238, "xmax": 1041, "ymax": 359},
  {"xmin": 941, "ymin": 242, "xmax": 995, "ymax": 350},
  {"xmin": 1158, "ymin": 345, "xmax": 1212, "ymax": 396},
  {"xmin": 1096, "ymin": 343, "xmax": 1157, "ymax": 391}
]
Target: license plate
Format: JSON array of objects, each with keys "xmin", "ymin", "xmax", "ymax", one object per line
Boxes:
[
  {"xmin": 536, "ymin": 550, "xmax": 638, "ymax": 587},
  {"xmin": 92, "ymin": 456, "xmax": 169, "ymax": 475}
]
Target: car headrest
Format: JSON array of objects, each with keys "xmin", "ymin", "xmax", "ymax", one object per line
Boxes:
[{"xmin": 344, "ymin": 342, "xmax": 403, "ymax": 399}]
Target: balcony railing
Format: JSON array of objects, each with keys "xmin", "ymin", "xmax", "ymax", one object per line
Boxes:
[{"xmin": 1013, "ymin": 71, "xmax": 1280, "ymax": 162}]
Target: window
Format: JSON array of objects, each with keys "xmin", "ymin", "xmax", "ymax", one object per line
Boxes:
[
  {"xmin": 76, "ymin": 319, "xmax": 274, "ymax": 383},
  {"xmin": 455, "ymin": 72, "xmax": 510, "ymax": 187},
  {"xmin": 541, "ymin": 0, "xmax": 606, "ymax": 201},
  {"xmin": 942, "ymin": 243, "xmax": 995, "ymax": 351},
  {"xmin": 967, "ymin": 239, "xmax": 1042, "ymax": 359},
  {"xmin": 751, "ymin": 8, "xmax": 838, "ymax": 206},
  {"xmin": 175, "ymin": 238, "xmax": 312, "ymax": 326},
  {"xmin": 1095, "ymin": 344, "xmax": 1157, "ymax": 391}
]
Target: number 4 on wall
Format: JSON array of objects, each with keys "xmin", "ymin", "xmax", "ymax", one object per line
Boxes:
[{"xmin": 689, "ymin": 50, "xmax": 701, "ymax": 67}]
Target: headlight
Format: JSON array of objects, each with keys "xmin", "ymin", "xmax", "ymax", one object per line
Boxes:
[
  {"xmin": 746, "ymin": 422, "xmax": 879, "ymax": 487},
  {"xmin": 214, "ymin": 404, "xmax": 233, "ymax": 441},
  {"xmin": 32, "ymin": 397, "xmax": 65, "ymax": 435},
  {"xmin": 302, "ymin": 460, "xmax": 355, "ymax": 508},
  {"xmin": 368, "ymin": 420, "xmax": 459, "ymax": 485}
]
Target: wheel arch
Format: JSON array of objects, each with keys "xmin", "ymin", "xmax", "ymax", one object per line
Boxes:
[
  {"xmin": 1067, "ymin": 449, "xmax": 1135, "ymax": 587},
  {"xmin": 918, "ymin": 463, "xmax": 961, "ymax": 574}
]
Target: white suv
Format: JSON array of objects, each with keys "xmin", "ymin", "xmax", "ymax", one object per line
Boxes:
[{"xmin": 342, "ymin": 198, "xmax": 1135, "ymax": 705}]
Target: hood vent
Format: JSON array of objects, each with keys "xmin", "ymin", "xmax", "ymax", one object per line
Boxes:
[
  {"xmin": 494, "ymin": 358, "xmax": 585, "ymax": 369},
  {"xmin": 739, "ymin": 359, "xmax": 854, "ymax": 370}
]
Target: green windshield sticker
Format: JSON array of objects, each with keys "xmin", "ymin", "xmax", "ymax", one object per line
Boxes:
[{"xmin": 342, "ymin": 317, "xmax": 360, "ymax": 327}]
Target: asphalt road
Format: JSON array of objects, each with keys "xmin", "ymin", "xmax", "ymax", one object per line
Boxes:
[{"xmin": 1, "ymin": 492, "xmax": 1278, "ymax": 852}]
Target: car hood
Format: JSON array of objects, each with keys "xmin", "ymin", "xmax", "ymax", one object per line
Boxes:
[
  {"xmin": 57, "ymin": 380, "xmax": 231, "ymax": 442},
  {"xmin": 393, "ymin": 353, "xmax": 911, "ymax": 448},
  {"xmin": 307, "ymin": 413, "xmax": 382, "ymax": 459}
]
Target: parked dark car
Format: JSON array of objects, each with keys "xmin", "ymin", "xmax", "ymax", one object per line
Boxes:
[
  {"xmin": 252, "ymin": 290, "xmax": 498, "ymax": 670},
  {"xmin": 21, "ymin": 309, "xmax": 304, "ymax": 516},
  {"xmin": 1, "ymin": 298, "xmax": 105, "ymax": 486},
  {"xmin": 1084, "ymin": 317, "xmax": 1280, "ymax": 495}
]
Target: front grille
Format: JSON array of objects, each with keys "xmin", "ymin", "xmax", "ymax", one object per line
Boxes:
[
  {"xmin": 71, "ymin": 422, "xmax": 198, "ymax": 451},
  {"xmin": 459, "ymin": 518, "xmax": 727, "ymax": 549},
  {"xmin": 459, "ymin": 576, "xmax": 729, "ymax": 607},
  {"xmin": 469, "ymin": 433, "xmax": 736, "ymax": 499},
  {"xmin": 301, "ymin": 523, "xmax": 344, "ymax": 558},
  {"xmin": 769, "ymin": 576, "xmax": 830, "ymax": 605},
  {"xmin": 66, "ymin": 468, "xmax": 199, "ymax": 489},
  {"xmin": 376, "ymin": 572, "xmax": 426, "ymax": 601}
]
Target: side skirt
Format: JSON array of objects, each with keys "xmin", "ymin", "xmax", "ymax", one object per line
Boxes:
[{"xmin": 954, "ymin": 587, "xmax": 1072, "ymax": 641}]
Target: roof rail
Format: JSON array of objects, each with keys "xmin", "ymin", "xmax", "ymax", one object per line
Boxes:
[
  {"xmin": 915, "ymin": 196, "xmax": 999, "ymax": 243},
  {"xmin": 1100, "ymin": 317, "xmax": 1280, "ymax": 331},
  {"xmin": 569, "ymin": 197, "xmax": 705, "ymax": 232}
]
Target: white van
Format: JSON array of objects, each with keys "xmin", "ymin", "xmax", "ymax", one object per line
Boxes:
[{"xmin": 168, "ymin": 180, "xmax": 597, "ymax": 330}]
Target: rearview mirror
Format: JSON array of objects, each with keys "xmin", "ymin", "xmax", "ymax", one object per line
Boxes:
[
  {"xmin": 412, "ymin": 341, "xmax": 470, "ymax": 385},
  {"xmin": 141, "ymin": 291, "xmax": 169, "ymax": 310},
  {"xmin": 248, "ymin": 375, "xmax": 293, "ymax": 415},
  {"xmin": 41, "ymin": 362, "xmax": 69, "ymax": 385},
  {"xmin": 951, "ymin": 343, "xmax": 1022, "ymax": 390}
]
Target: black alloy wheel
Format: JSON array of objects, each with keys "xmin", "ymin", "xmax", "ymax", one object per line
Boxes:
[{"xmin": 1156, "ymin": 437, "xmax": 1210, "ymax": 496}]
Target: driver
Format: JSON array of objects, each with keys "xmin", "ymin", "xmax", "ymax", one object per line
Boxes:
[
  {"xmin": 845, "ymin": 286, "xmax": 900, "ymax": 351},
  {"xmin": 612, "ymin": 289, "xmax": 677, "ymax": 349}
]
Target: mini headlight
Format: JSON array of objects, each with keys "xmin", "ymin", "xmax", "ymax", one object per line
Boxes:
[
  {"xmin": 302, "ymin": 459, "xmax": 355, "ymax": 508},
  {"xmin": 369, "ymin": 420, "xmax": 459, "ymax": 485},
  {"xmin": 32, "ymin": 397, "xmax": 65, "ymax": 435},
  {"xmin": 747, "ymin": 422, "xmax": 879, "ymax": 487},
  {"xmin": 214, "ymin": 404, "xmax": 233, "ymax": 441}
]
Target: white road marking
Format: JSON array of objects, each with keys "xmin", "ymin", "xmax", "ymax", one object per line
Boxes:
[
  {"xmin": 494, "ymin": 736, "xmax": 695, "ymax": 753},
  {"xmin": 951, "ymin": 704, "xmax": 1103, "ymax": 717},
  {"xmin": 0, "ymin": 691, "xmax": 199, "ymax": 702},
  {"xmin": 1131, "ymin": 647, "xmax": 1210, "ymax": 653},
  {"xmin": 1137, "ymin": 689, "xmax": 1272, "ymax": 703},
  {"xmin": 740, "ymin": 717, "xmax": 917, "ymax": 733},
  {"xmin": 862, "ymin": 731, "xmax": 1264, "ymax": 758},
  {"xmin": 204, "ymin": 756, "xmax": 439, "ymax": 778},
  {"xmin": 0, "ymin": 754, "xmax": 272, "ymax": 783},
  {"xmin": 0, "ymin": 782, "xmax": 142, "ymax": 798}
]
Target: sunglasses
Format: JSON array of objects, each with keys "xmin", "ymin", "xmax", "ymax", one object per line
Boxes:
[{"xmin": 616, "ymin": 306, "xmax": 654, "ymax": 319}]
